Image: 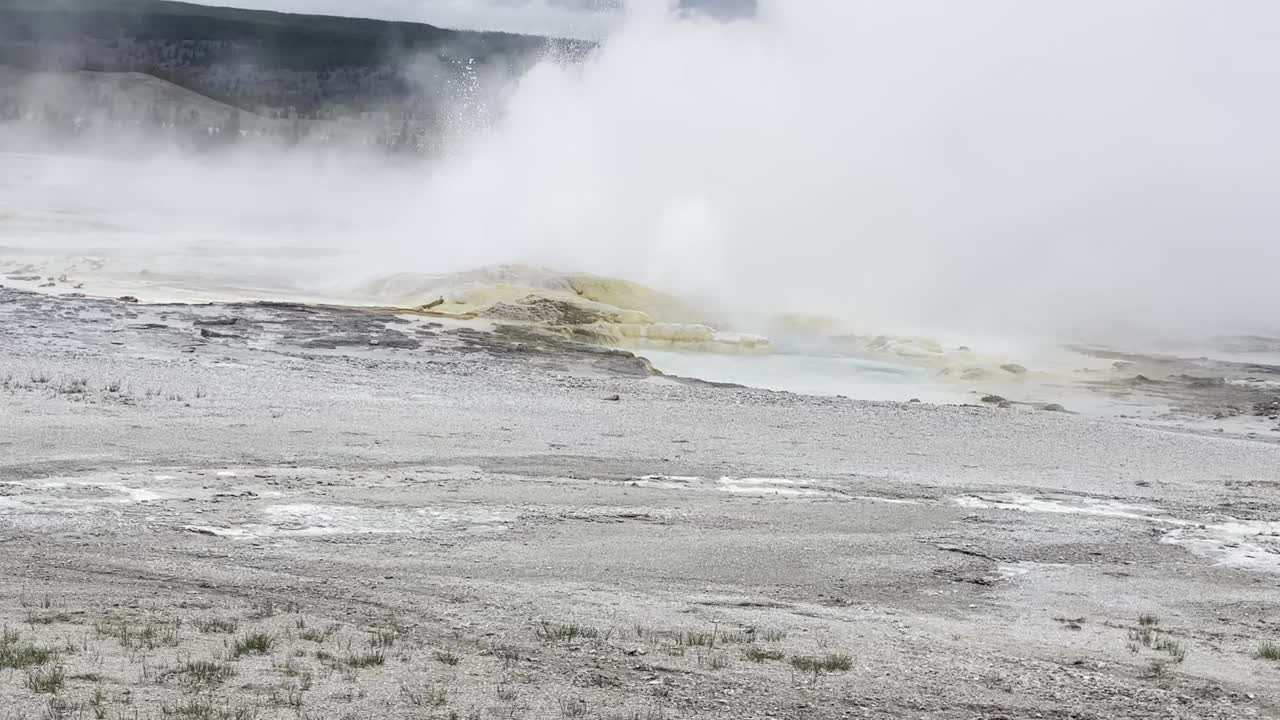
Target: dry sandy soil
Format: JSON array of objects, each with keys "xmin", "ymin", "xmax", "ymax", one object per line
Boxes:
[{"xmin": 2, "ymin": 286, "xmax": 1279, "ymax": 720}]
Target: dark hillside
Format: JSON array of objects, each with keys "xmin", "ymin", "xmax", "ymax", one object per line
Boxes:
[{"xmin": 0, "ymin": 0, "xmax": 590, "ymax": 115}]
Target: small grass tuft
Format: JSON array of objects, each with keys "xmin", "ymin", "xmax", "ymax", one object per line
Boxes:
[
  {"xmin": 246, "ymin": 599, "xmax": 297, "ymax": 619},
  {"xmin": 535, "ymin": 621, "xmax": 603, "ymax": 643},
  {"xmin": 1138, "ymin": 613, "xmax": 1160, "ymax": 627},
  {"xmin": 176, "ymin": 658, "xmax": 236, "ymax": 687},
  {"xmin": 1142, "ymin": 659, "xmax": 1167, "ymax": 679},
  {"xmin": 1128, "ymin": 626, "xmax": 1156, "ymax": 648},
  {"xmin": 300, "ymin": 623, "xmax": 340, "ymax": 643},
  {"xmin": 1256, "ymin": 641, "xmax": 1280, "ymax": 661},
  {"xmin": 345, "ymin": 650, "xmax": 385, "ymax": 668},
  {"xmin": 232, "ymin": 632, "xmax": 273, "ymax": 658},
  {"xmin": 90, "ymin": 686, "xmax": 109, "ymax": 719},
  {"xmin": 605, "ymin": 708, "xmax": 667, "ymax": 720},
  {"xmin": 433, "ymin": 648, "xmax": 461, "ymax": 666},
  {"xmin": 369, "ymin": 629, "xmax": 397, "ymax": 648},
  {"xmin": 27, "ymin": 609, "xmax": 73, "ymax": 626},
  {"xmin": 248, "ymin": 601, "xmax": 278, "ymax": 619},
  {"xmin": 161, "ymin": 699, "xmax": 220, "ymax": 719},
  {"xmin": 400, "ymin": 681, "xmax": 449, "ymax": 707},
  {"xmin": 790, "ymin": 653, "xmax": 853, "ymax": 675},
  {"xmin": 95, "ymin": 619, "xmax": 181, "ymax": 649},
  {"xmin": 56, "ymin": 378, "xmax": 89, "ymax": 396},
  {"xmin": 744, "ymin": 646, "xmax": 785, "ymax": 662},
  {"xmin": 677, "ymin": 631, "xmax": 715, "ymax": 648},
  {"xmin": 25, "ymin": 665, "xmax": 66, "ymax": 694},
  {"xmin": 559, "ymin": 696, "xmax": 589, "ymax": 718},
  {"xmin": 491, "ymin": 644, "xmax": 523, "ymax": 668},
  {"xmin": 192, "ymin": 617, "xmax": 238, "ymax": 634},
  {"xmin": 1154, "ymin": 636, "xmax": 1186, "ymax": 662},
  {"xmin": 0, "ymin": 634, "xmax": 59, "ymax": 670}
]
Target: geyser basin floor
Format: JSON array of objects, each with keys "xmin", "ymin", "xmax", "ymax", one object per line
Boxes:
[{"xmin": 1, "ymin": 286, "xmax": 1279, "ymax": 719}]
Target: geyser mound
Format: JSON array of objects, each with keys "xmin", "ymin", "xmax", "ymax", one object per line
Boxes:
[{"xmin": 357, "ymin": 264, "xmax": 771, "ymax": 354}]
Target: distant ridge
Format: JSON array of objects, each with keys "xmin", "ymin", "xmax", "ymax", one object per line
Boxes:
[{"xmin": 0, "ymin": 0, "xmax": 591, "ymax": 115}]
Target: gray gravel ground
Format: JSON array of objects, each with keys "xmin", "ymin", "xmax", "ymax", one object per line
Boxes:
[{"xmin": 2, "ymin": 287, "xmax": 1279, "ymax": 720}]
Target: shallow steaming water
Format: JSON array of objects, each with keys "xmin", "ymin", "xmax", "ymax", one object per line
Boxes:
[{"xmin": 641, "ymin": 349, "xmax": 969, "ymax": 404}]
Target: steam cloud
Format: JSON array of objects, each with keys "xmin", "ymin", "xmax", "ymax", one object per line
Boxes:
[{"xmin": 365, "ymin": 0, "xmax": 1280, "ymax": 343}]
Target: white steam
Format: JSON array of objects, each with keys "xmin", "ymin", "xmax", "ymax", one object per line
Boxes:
[{"xmin": 377, "ymin": 0, "xmax": 1280, "ymax": 341}]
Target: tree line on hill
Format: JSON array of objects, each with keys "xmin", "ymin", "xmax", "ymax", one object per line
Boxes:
[{"xmin": 0, "ymin": 0, "xmax": 590, "ymax": 151}]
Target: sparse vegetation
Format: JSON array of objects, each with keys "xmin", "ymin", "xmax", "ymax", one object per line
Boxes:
[
  {"xmin": 752, "ymin": 622, "xmax": 783, "ymax": 638},
  {"xmin": 491, "ymin": 644, "xmax": 523, "ymax": 668},
  {"xmin": 744, "ymin": 646, "xmax": 785, "ymax": 662},
  {"xmin": 95, "ymin": 618, "xmax": 181, "ymax": 649},
  {"xmin": 248, "ymin": 600, "xmax": 297, "ymax": 619},
  {"xmin": 1127, "ymin": 616, "xmax": 1186, "ymax": 662},
  {"xmin": 632, "ymin": 624, "xmax": 769, "ymax": 650},
  {"xmin": 175, "ymin": 658, "xmax": 236, "ymax": 687},
  {"xmin": 1256, "ymin": 641, "xmax": 1280, "ymax": 661},
  {"xmin": 271, "ymin": 680, "xmax": 306, "ymax": 708},
  {"xmin": 90, "ymin": 686, "xmax": 109, "ymax": 719},
  {"xmin": 59, "ymin": 378, "xmax": 89, "ymax": 395},
  {"xmin": 26, "ymin": 608, "xmax": 73, "ymax": 625},
  {"xmin": 714, "ymin": 629, "xmax": 752, "ymax": 645},
  {"xmin": 274, "ymin": 656, "xmax": 306, "ymax": 677},
  {"xmin": 400, "ymin": 681, "xmax": 449, "ymax": 707},
  {"xmin": 160, "ymin": 699, "xmax": 228, "ymax": 719},
  {"xmin": 232, "ymin": 632, "xmax": 274, "ymax": 657},
  {"xmin": 610, "ymin": 709, "xmax": 668, "ymax": 720},
  {"xmin": 25, "ymin": 665, "xmax": 66, "ymax": 694},
  {"xmin": 369, "ymin": 628, "xmax": 397, "ymax": 648},
  {"xmin": 434, "ymin": 648, "xmax": 461, "ymax": 666},
  {"xmin": 535, "ymin": 621, "xmax": 605, "ymax": 643},
  {"xmin": 1054, "ymin": 616, "xmax": 1085, "ymax": 631},
  {"xmin": 1154, "ymin": 635, "xmax": 1186, "ymax": 662},
  {"xmin": 678, "ymin": 630, "xmax": 715, "ymax": 648},
  {"xmin": 0, "ymin": 628, "xmax": 60, "ymax": 670},
  {"xmin": 1129, "ymin": 626, "xmax": 1156, "ymax": 648},
  {"xmin": 345, "ymin": 650, "xmax": 385, "ymax": 668},
  {"xmin": 559, "ymin": 696, "xmax": 589, "ymax": 718},
  {"xmin": 192, "ymin": 617, "xmax": 238, "ymax": 634},
  {"xmin": 300, "ymin": 624, "xmax": 340, "ymax": 643},
  {"xmin": 790, "ymin": 653, "xmax": 854, "ymax": 675}
]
